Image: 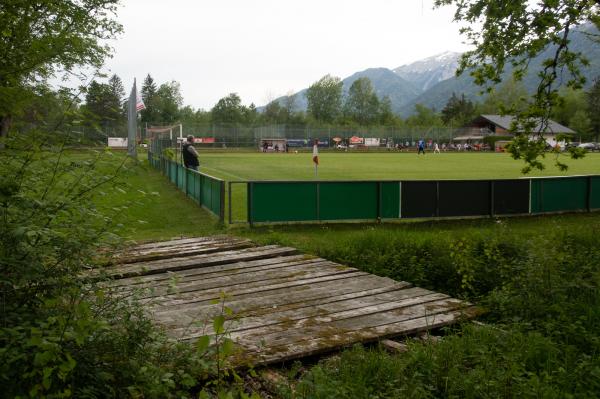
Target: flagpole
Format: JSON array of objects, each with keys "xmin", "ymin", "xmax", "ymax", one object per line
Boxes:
[{"xmin": 127, "ymin": 78, "xmax": 137, "ymax": 158}]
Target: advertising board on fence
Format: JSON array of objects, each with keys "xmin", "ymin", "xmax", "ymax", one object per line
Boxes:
[
  {"xmin": 286, "ymin": 139, "xmax": 310, "ymax": 147},
  {"xmin": 108, "ymin": 137, "xmax": 128, "ymax": 148},
  {"xmin": 364, "ymin": 138, "xmax": 380, "ymax": 147}
]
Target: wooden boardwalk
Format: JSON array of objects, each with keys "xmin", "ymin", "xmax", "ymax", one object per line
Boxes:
[{"xmin": 105, "ymin": 236, "xmax": 478, "ymax": 365}]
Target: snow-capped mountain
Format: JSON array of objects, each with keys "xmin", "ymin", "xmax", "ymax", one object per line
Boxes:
[{"xmin": 393, "ymin": 51, "xmax": 461, "ymax": 92}]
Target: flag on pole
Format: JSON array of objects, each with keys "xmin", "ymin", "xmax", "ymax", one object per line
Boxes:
[
  {"xmin": 312, "ymin": 141, "xmax": 319, "ymax": 165},
  {"xmin": 136, "ymin": 93, "xmax": 146, "ymax": 111},
  {"xmin": 136, "ymin": 94, "xmax": 146, "ymax": 112}
]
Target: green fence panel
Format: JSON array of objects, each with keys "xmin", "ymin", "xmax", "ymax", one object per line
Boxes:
[
  {"xmin": 201, "ymin": 175, "xmax": 211, "ymax": 209},
  {"xmin": 319, "ymin": 182, "xmax": 378, "ymax": 221},
  {"xmin": 186, "ymin": 170, "xmax": 197, "ymax": 203},
  {"xmin": 169, "ymin": 161, "xmax": 177, "ymax": 184},
  {"xmin": 210, "ymin": 179, "xmax": 221, "ymax": 216},
  {"xmin": 381, "ymin": 182, "xmax": 401, "ymax": 219},
  {"xmin": 531, "ymin": 177, "xmax": 588, "ymax": 213},
  {"xmin": 591, "ymin": 177, "xmax": 600, "ymax": 210},
  {"xmin": 177, "ymin": 164, "xmax": 185, "ymax": 190},
  {"xmin": 250, "ymin": 182, "xmax": 318, "ymax": 222}
]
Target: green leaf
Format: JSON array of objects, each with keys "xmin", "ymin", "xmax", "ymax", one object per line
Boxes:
[
  {"xmin": 196, "ymin": 335, "xmax": 210, "ymax": 353},
  {"xmin": 213, "ymin": 315, "xmax": 225, "ymax": 335}
]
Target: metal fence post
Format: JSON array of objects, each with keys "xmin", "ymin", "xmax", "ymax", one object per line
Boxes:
[
  {"xmin": 220, "ymin": 181, "xmax": 225, "ymax": 223},
  {"xmin": 376, "ymin": 181, "xmax": 382, "ymax": 222},
  {"xmin": 587, "ymin": 176, "xmax": 592, "ymax": 212},
  {"xmin": 435, "ymin": 181, "xmax": 440, "ymax": 217},
  {"xmin": 490, "ymin": 180, "xmax": 495, "ymax": 217},
  {"xmin": 228, "ymin": 182, "xmax": 233, "ymax": 224},
  {"xmin": 247, "ymin": 182, "xmax": 253, "ymax": 227}
]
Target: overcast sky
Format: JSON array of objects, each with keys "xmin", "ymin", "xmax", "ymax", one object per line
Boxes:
[{"xmin": 101, "ymin": 0, "xmax": 470, "ymax": 110}]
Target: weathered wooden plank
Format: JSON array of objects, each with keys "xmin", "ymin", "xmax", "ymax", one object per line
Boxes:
[
  {"xmin": 235, "ymin": 299, "xmax": 471, "ymax": 354},
  {"xmin": 146, "ymin": 271, "xmax": 369, "ymax": 308},
  {"xmin": 124, "ymin": 236, "xmax": 243, "ymax": 255},
  {"xmin": 151, "ymin": 275, "xmax": 409, "ymax": 322},
  {"xmin": 130, "ymin": 236, "xmax": 220, "ymax": 250},
  {"xmin": 164, "ymin": 285, "xmax": 428, "ymax": 336},
  {"xmin": 181, "ymin": 292, "xmax": 453, "ymax": 343},
  {"xmin": 103, "ymin": 245, "xmax": 299, "ymax": 278},
  {"xmin": 248, "ymin": 308, "xmax": 476, "ymax": 365},
  {"xmin": 129, "ymin": 265, "xmax": 362, "ymax": 301},
  {"xmin": 111, "ymin": 256, "xmax": 326, "ymax": 290},
  {"xmin": 126, "ymin": 235, "xmax": 245, "ymax": 253},
  {"xmin": 117, "ymin": 238, "xmax": 254, "ymax": 264}
]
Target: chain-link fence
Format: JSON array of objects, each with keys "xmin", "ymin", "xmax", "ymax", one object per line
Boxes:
[{"xmin": 143, "ymin": 123, "xmax": 483, "ymax": 149}]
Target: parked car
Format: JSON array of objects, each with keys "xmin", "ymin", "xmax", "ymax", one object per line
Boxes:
[
  {"xmin": 565, "ymin": 142, "xmax": 581, "ymax": 150},
  {"xmin": 578, "ymin": 142, "xmax": 599, "ymax": 151}
]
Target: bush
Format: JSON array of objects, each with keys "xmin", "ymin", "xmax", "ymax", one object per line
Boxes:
[
  {"xmin": 0, "ymin": 133, "xmax": 239, "ymax": 398},
  {"xmin": 284, "ymin": 325, "xmax": 600, "ymax": 399}
]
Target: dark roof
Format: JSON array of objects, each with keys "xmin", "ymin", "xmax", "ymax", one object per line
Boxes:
[{"xmin": 475, "ymin": 115, "xmax": 575, "ymax": 134}]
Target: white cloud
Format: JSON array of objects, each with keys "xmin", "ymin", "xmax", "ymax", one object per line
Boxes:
[{"xmin": 98, "ymin": 0, "xmax": 469, "ymax": 109}]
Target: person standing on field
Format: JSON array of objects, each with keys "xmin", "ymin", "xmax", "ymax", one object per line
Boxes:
[
  {"xmin": 417, "ymin": 139, "xmax": 426, "ymax": 155},
  {"xmin": 183, "ymin": 135, "xmax": 200, "ymax": 171},
  {"xmin": 433, "ymin": 142, "xmax": 440, "ymax": 154}
]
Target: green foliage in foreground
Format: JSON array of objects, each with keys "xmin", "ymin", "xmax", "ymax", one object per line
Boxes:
[
  {"xmin": 0, "ymin": 136, "xmax": 241, "ymax": 398},
  {"xmin": 282, "ymin": 325, "xmax": 599, "ymax": 398}
]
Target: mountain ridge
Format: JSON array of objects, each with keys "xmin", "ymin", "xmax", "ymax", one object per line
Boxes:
[{"xmin": 260, "ymin": 24, "xmax": 599, "ymax": 117}]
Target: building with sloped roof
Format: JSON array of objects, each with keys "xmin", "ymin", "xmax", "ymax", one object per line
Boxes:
[{"xmin": 457, "ymin": 115, "xmax": 575, "ymax": 147}]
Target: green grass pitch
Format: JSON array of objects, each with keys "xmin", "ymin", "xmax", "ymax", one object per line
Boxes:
[{"xmin": 197, "ymin": 151, "xmax": 600, "ymax": 181}]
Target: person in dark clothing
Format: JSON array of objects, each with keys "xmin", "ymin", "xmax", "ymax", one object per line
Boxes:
[
  {"xmin": 417, "ymin": 139, "xmax": 426, "ymax": 155},
  {"xmin": 182, "ymin": 135, "xmax": 199, "ymax": 171}
]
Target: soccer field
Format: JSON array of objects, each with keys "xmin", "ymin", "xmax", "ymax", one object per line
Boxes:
[{"xmin": 197, "ymin": 151, "xmax": 600, "ymax": 182}]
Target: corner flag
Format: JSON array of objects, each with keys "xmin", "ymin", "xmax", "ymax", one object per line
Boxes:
[{"xmin": 312, "ymin": 139, "xmax": 319, "ymax": 178}]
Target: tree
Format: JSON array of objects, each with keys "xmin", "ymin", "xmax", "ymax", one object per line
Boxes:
[
  {"xmin": 140, "ymin": 74, "xmax": 159, "ymax": 124},
  {"xmin": 569, "ymin": 109, "xmax": 592, "ymax": 141},
  {"xmin": 343, "ymin": 77, "xmax": 380, "ymax": 125},
  {"xmin": 155, "ymin": 81, "xmax": 183, "ymax": 124},
  {"xmin": 588, "ymin": 78, "xmax": 600, "ymax": 141},
  {"xmin": 405, "ymin": 104, "xmax": 443, "ymax": 127},
  {"xmin": 211, "ymin": 93, "xmax": 246, "ymax": 125},
  {"xmin": 0, "ymin": 0, "xmax": 122, "ymax": 142},
  {"xmin": 263, "ymin": 101, "xmax": 285, "ymax": 124},
  {"xmin": 480, "ymin": 78, "xmax": 529, "ymax": 114},
  {"xmin": 434, "ymin": 0, "xmax": 599, "ymax": 171},
  {"xmin": 551, "ymin": 87, "xmax": 587, "ymax": 127},
  {"xmin": 441, "ymin": 93, "xmax": 477, "ymax": 127},
  {"xmin": 378, "ymin": 96, "xmax": 398, "ymax": 126},
  {"xmin": 306, "ymin": 74, "xmax": 343, "ymax": 123},
  {"xmin": 83, "ymin": 80, "xmax": 123, "ymax": 133}
]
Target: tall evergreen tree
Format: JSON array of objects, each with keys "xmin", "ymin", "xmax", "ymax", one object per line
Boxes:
[
  {"xmin": 84, "ymin": 80, "xmax": 123, "ymax": 132},
  {"xmin": 441, "ymin": 93, "xmax": 476, "ymax": 126},
  {"xmin": 140, "ymin": 74, "xmax": 159, "ymax": 124}
]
